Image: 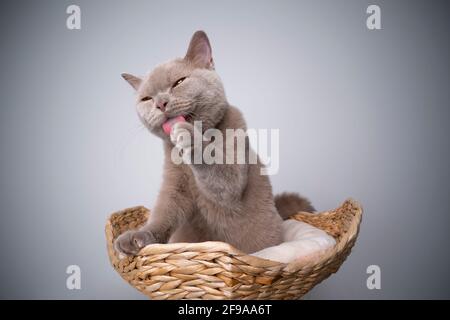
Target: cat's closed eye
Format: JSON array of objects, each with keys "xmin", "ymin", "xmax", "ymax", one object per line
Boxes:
[
  {"xmin": 141, "ymin": 96, "xmax": 152, "ymax": 102},
  {"xmin": 172, "ymin": 77, "xmax": 187, "ymax": 88}
]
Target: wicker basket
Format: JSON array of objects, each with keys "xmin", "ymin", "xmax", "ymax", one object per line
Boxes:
[{"xmin": 106, "ymin": 199, "xmax": 362, "ymax": 300}]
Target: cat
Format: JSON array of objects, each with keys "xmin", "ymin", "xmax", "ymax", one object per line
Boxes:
[{"xmin": 115, "ymin": 31, "xmax": 314, "ymax": 255}]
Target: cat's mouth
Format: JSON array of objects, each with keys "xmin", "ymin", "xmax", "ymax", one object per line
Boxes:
[{"xmin": 162, "ymin": 114, "xmax": 192, "ymax": 135}]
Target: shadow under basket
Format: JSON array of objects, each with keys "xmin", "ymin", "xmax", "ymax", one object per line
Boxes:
[{"xmin": 105, "ymin": 199, "xmax": 363, "ymax": 300}]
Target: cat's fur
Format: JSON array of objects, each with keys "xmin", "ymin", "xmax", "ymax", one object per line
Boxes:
[{"xmin": 115, "ymin": 31, "xmax": 313, "ymax": 255}]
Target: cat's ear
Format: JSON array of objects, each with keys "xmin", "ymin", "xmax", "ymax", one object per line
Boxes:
[
  {"xmin": 121, "ymin": 73, "xmax": 142, "ymax": 90},
  {"xmin": 185, "ymin": 31, "xmax": 214, "ymax": 69}
]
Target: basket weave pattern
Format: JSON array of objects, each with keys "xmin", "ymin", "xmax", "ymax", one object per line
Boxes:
[{"xmin": 106, "ymin": 199, "xmax": 362, "ymax": 300}]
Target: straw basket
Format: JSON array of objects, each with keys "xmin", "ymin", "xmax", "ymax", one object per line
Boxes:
[{"xmin": 106, "ymin": 198, "xmax": 362, "ymax": 300}]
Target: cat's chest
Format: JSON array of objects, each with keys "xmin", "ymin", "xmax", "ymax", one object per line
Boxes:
[
  {"xmin": 181, "ymin": 165, "xmax": 227, "ymax": 221},
  {"xmin": 182, "ymin": 165, "xmax": 209, "ymax": 203}
]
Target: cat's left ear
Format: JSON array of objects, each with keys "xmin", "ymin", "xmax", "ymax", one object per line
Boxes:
[
  {"xmin": 185, "ymin": 31, "xmax": 214, "ymax": 69},
  {"xmin": 121, "ymin": 73, "xmax": 142, "ymax": 90}
]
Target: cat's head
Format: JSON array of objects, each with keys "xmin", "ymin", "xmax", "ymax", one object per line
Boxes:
[{"xmin": 122, "ymin": 31, "xmax": 228, "ymax": 139}]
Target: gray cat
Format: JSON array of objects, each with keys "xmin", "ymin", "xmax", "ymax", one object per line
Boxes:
[{"xmin": 115, "ymin": 31, "xmax": 314, "ymax": 255}]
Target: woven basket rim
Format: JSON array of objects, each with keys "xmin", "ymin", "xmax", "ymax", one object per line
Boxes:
[{"xmin": 105, "ymin": 198, "xmax": 363, "ymax": 272}]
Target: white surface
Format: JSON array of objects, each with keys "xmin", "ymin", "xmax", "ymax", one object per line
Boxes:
[{"xmin": 252, "ymin": 220, "xmax": 336, "ymax": 263}]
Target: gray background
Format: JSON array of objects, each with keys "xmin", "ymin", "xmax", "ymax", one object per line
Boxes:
[{"xmin": 0, "ymin": 0, "xmax": 449, "ymax": 299}]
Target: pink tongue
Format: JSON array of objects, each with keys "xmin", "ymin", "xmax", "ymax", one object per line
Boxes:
[{"xmin": 162, "ymin": 115, "xmax": 186, "ymax": 135}]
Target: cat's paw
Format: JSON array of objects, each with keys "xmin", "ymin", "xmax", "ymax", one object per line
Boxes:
[
  {"xmin": 114, "ymin": 230, "xmax": 156, "ymax": 256},
  {"xmin": 170, "ymin": 122, "xmax": 202, "ymax": 164},
  {"xmin": 170, "ymin": 121, "xmax": 193, "ymax": 148}
]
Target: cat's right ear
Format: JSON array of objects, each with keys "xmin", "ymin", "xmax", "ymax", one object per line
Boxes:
[
  {"xmin": 185, "ymin": 31, "xmax": 214, "ymax": 69},
  {"xmin": 121, "ymin": 73, "xmax": 142, "ymax": 90}
]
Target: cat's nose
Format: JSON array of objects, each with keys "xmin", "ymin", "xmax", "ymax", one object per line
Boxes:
[{"xmin": 156, "ymin": 100, "xmax": 168, "ymax": 111}]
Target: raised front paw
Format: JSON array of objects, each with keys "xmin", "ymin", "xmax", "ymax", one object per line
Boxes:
[
  {"xmin": 170, "ymin": 122, "xmax": 202, "ymax": 164},
  {"xmin": 114, "ymin": 230, "xmax": 156, "ymax": 256}
]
